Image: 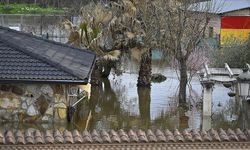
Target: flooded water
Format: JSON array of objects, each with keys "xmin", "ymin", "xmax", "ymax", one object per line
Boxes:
[
  {"xmin": 70, "ymin": 55, "xmax": 250, "ymax": 131},
  {"xmin": 1, "ymin": 15, "xmax": 250, "ymax": 131}
]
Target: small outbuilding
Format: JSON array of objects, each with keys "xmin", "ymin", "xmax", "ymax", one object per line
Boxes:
[
  {"xmin": 0, "ymin": 26, "xmax": 96, "ymax": 122},
  {"xmin": 192, "ymin": 0, "xmax": 250, "ymax": 45}
]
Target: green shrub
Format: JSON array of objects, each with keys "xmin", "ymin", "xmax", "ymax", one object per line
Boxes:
[
  {"xmin": 211, "ymin": 37, "xmax": 250, "ymax": 68},
  {"xmin": 0, "ymin": 3, "xmax": 65, "ymax": 14},
  {"xmin": 2, "ymin": 5, "xmax": 13, "ymax": 13}
]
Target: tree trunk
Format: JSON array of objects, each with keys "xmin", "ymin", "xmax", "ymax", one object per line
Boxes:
[
  {"xmin": 178, "ymin": 58, "xmax": 188, "ymax": 105},
  {"xmin": 137, "ymin": 49, "xmax": 152, "ymax": 87},
  {"xmin": 101, "ymin": 61, "xmax": 113, "ymax": 78}
]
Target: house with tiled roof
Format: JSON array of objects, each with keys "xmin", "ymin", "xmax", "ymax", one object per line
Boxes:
[
  {"xmin": 0, "ymin": 26, "xmax": 96, "ymax": 123},
  {"xmin": 192, "ymin": 0, "xmax": 250, "ymax": 45}
]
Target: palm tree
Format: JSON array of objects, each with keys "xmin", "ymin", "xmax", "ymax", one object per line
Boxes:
[{"xmin": 63, "ymin": 0, "xmax": 153, "ymax": 87}]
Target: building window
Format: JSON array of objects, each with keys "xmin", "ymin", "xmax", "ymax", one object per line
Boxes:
[{"xmin": 209, "ymin": 27, "xmax": 214, "ymax": 38}]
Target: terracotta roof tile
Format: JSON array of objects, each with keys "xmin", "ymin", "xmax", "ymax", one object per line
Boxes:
[
  {"xmin": 128, "ymin": 129, "xmax": 139, "ymax": 142},
  {"xmin": 165, "ymin": 129, "xmax": 176, "ymax": 142},
  {"xmin": 110, "ymin": 130, "xmax": 121, "ymax": 143},
  {"xmin": 174, "ymin": 129, "xmax": 184, "ymax": 142},
  {"xmin": 15, "ymin": 130, "xmax": 25, "ymax": 144},
  {"xmin": 0, "ymin": 131, "xmax": 4, "ymax": 144},
  {"xmin": 155, "ymin": 129, "xmax": 167, "ymax": 142},
  {"xmin": 0, "ymin": 129, "xmax": 250, "ymax": 145},
  {"xmin": 44, "ymin": 130, "xmax": 54, "ymax": 144},
  {"xmin": 209, "ymin": 129, "xmax": 221, "ymax": 142},
  {"xmin": 34, "ymin": 130, "xmax": 45, "ymax": 144},
  {"xmin": 191, "ymin": 129, "xmax": 202, "ymax": 142},
  {"xmin": 5, "ymin": 131, "xmax": 15, "ymax": 144},
  {"xmin": 100, "ymin": 130, "xmax": 111, "ymax": 143},
  {"xmin": 91, "ymin": 130, "xmax": 102, "ymax": 143},
  {"xmin": 227, "ymin": 128, "xmax": 239, "ymax": 141},
  {"xmin": 137, "ymin": 129, "xmax": 148, "ymax": 143},
  {"xmin": 118, "ymin": 129, "xmax": 129, "ymax": 143},
  {"xmin": 236, "ymin": 128, "xmax": 247, "ymax": 141},
  {"xmin": 245, "ymin": 129, "xmax": 250, "ymax": 141},
  {"xmin": 201, "ymin": 130, "xmax": 212, "ymax": 142},
  {"xmin": 72, "ymin": 130, "xmax": 83, "ymax": 143},
  {"xmin": 183, "ymin": 129, "xmax": 193, "ymax": 142},
  {"xmin": 54, "ymin": 130, "xmax": 63, "ymax": 143},
  {"xmin": 82, "ymin": 130, "xmax": 92, "ymax": 143},
  {"xmin": 219, "ymin": 128, "xmax": 230, "ymax": 141},
  {"xmin": 25, "ymin": 130, "xmax": 34, "ymax": 144},
  {"xmin": 63, "ymin": 130, "xmax": 74, "ymax": 144},
  {"xmin": 147, "ymin": 129, "xmax": 157, "ymax": 142}
]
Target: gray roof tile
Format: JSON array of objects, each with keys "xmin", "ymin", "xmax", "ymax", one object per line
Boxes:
[{"xmin": 0, "ymin": 26, "xmax": 96, "ymax": 83}]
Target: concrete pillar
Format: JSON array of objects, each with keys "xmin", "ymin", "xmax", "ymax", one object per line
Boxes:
[
  {"xmin": 201, "ymin": 80, "xmax": 214, "ymax": 116},
  {"xmin": 202, "ymin": 116, "xmax": 212, "ymax": 131},
  {"xmin": 201, "ymin": 80, "xmax": 214, "ymax": 130}
]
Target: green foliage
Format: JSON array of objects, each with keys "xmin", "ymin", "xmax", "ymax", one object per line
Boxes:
[
  {"xmin": 0, "ymin": 3, "xmax": 65, "ymax": 14},
  {"xmin": 211, "ymin": 38, "xmax": 250, "ymax": 68}
]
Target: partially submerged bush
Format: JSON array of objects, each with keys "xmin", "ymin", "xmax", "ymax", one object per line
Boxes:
[{"xmin": 211, "ymin": 37, "xmax": 250, "ymax": 68}]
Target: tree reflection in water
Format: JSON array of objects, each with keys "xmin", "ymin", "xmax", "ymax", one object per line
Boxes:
[
  {"xmin": 72, "ymin": 77, "xmax": 189, "ymax": 131},
  {"xmin": 138, "ymin": 87, "xmax": 151, "ymax": 130}
]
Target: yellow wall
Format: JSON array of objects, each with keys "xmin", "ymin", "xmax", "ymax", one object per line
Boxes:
[{"xmin": 220, "ymin": 29, "xmax": 250, "ymax": 45}]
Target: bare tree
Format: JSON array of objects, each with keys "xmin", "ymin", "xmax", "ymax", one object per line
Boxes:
[{"xmin": 134, "ymin": 0, "xmax": 219, "ymax": 105}]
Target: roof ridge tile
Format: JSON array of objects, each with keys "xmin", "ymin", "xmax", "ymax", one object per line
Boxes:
[
  {"xmin": 0, "ymin": 129, "xmax": 250, "ymax": 145},
  {"xmin": 15, "ymin": 130, "xmax": 25, "ymax": 144},
  {"xmin": 34, "ymin": 130, "xmax": 45, "ymax": 144},
  {"xmin": 54, "ymin": 129, "xmax": 64, "ymax": 144},
  {"xmin": 82, "ymin": 130, "xmax": 92, "ymax": 143},
  {"xmin": 137, "ymin": 129, "xmax": 148, "ymax": 143},
  {"xmin": 63, "ymin": 130, "xmax": 74, "ymax": 144},
  {"xmin": 236, "ymin": 128, "xmax": 247, "ymax": 141},
  {"xmin": 165, "ymin": 129, "xmax": 176, "ymax": 142},
  {"xmin": 110, "ymin": 130, "xmax": 121, "ymax": 143},
  {"xmin": 191, "ymin": 129, "xmax": 202, "ymax": 142},
  {"xmin": 209, "ymin": 129, "xmax": 221, "ymax": 142},
  {"xmin": 128, "ymin": 129, "xmax": 139, "ymax": 143},
  {"xmin": 100, "ymin": 130, "xmax": 111, "ymax": 143},
  {"xmin": 218, "ymin": 128, "xmax": 230, "ymax": 142},
  {"xmin": 5, "ymin": 131, "xmax": 15, "ymax": 144},
  {"xmin": 147, "ymin": 129, "xmax": 157, "ymax": 143},
  {"xmin": 72, "ymin": 130, "xmax": 83, "ymax": 144},
  {"xmin": 227, "ymin": 128, "xmax": 239, "ymax": 142},
  {"xmin": 91, "ymin": 130, "xmax": 102, "ymax": 143},
  {"xmin": 0, "ymin": 131, "xmax": 4, "ymax": 144},
  {"xmin": 25, "ymin": 130, "xmax": 34, "ymax": 144},
  {"xmin": 155, "ymin": 129, "xmax": 167, "ymax": 142},
  {"xmin": 118, "ymin": 129, "xmax": 129, "ymax": 143}
]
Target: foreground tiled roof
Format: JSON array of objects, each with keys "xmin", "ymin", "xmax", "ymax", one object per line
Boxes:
[
  {"xmin": 0, "ymin": 26, "xmax": 96, "ymax": 83},
  {"xmin": 1, "ymin": 129, "xmax": 250, "ymax": 150},
  {"xmin": 1, "ymin": 128, "xmax": 250, "ymax": 144}
]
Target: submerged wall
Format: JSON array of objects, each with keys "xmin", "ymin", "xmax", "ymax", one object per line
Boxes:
[{"xmin": 0, "ymin": 84, "xmax": 69, "ymax": 123}]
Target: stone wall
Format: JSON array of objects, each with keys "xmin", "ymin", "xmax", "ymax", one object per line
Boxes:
[{"xmin": 0, "ymin": 84, "xmax": 69, "ymax": 123}]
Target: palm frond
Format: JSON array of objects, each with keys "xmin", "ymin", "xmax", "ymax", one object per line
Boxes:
[{"xmin": 103, "ymin": 50, "xmax": 121, "ymax": 61}]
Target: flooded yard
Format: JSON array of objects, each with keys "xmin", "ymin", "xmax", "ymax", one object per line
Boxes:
[
  {"xmin": 0, "ymin": 15, "xmax": 250, "ymax": 131},
  {"xmin": 70, "ymin": 56, "xmax": 250, "ymax": 131}
]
